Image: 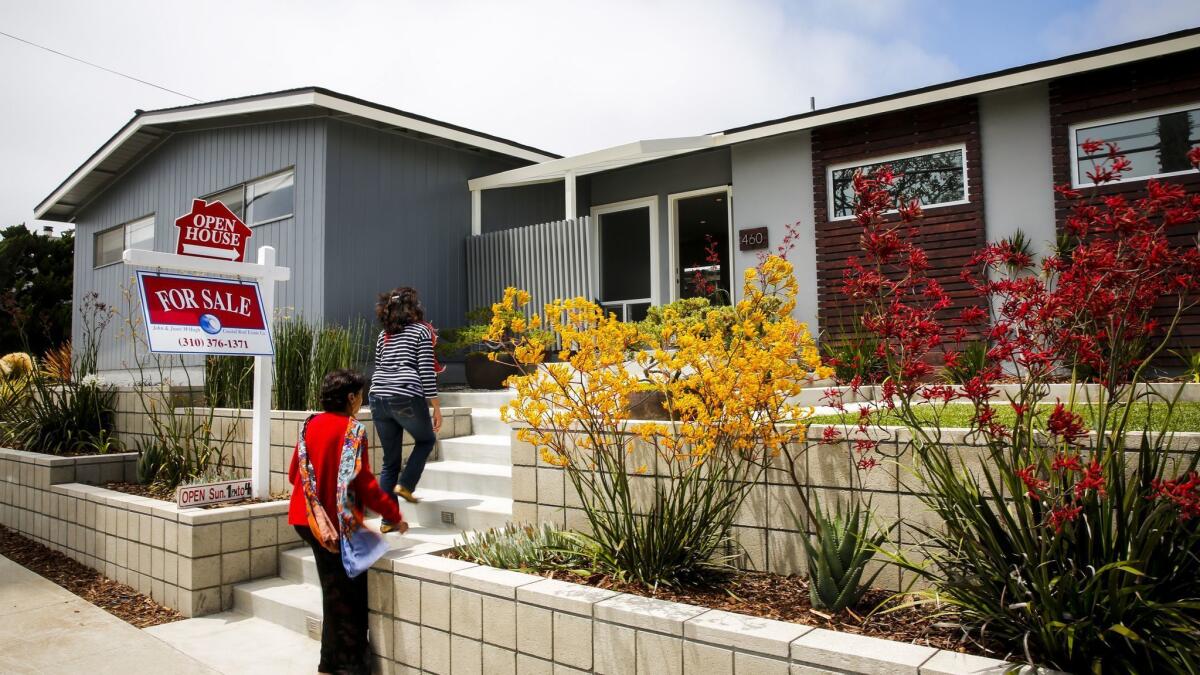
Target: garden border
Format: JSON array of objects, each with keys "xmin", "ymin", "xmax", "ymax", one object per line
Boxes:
[{"xmin": 362, "ymin": 549, "xmax": 1047, "ymax": 675}]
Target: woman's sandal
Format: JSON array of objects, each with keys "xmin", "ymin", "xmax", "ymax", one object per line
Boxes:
[{"xmin": 394, "ymin": 486, "xmax": 421, "ymax": 504}]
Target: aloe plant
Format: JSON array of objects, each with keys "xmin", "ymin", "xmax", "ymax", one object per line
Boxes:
[{"xmin": 801, "ymin": 495, "xmax": 886, "ymax": 612}]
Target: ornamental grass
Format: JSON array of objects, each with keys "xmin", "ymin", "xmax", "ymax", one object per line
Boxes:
[
  {"xmin": 489, "ymin": 257, "xmax": 830, "ymax": 589},
  {"xmin": 830, "ymin": 142, "xmax": 1200, "ymax": 673}
]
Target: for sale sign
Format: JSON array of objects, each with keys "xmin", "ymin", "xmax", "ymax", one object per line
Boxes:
[
  {"xmin": 176, "ymin": 477, "xmax": 254, "ymax": 508},
  {"xmin": 175, "ymin": 198, "xmax": 253, "ymax": 262},
  {"xmin": 136, "ymin": 270, "xmax": 273, "ymax": 356}
]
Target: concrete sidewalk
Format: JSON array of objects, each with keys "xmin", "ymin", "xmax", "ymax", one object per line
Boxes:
[{"xmin": 0, "ymin": 554, "xmax": 216, "ymax": 674}]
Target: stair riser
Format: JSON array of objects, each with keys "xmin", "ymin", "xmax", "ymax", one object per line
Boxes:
[
  {"xmin": 439, "ymin": 392, "xmax": 515, "ymax": 408},
  {"xmin": 279, "ymin": 549, "xmax": 318, "ymax": 585},
  {"xmin": 437, "ymin": 442, "xmax": 512, "ymax": 465},
  {"xmin": 233, "ymin": 587, "xmax": 321, "ymax": 638},
  {"xmin": 415, "ymin": 471, "xmax": 512, "ymax": 499},
  {"xmin": 469, "ymin": 415, "xmax": 511, "ymax": 436},
  {"xmin": 409, "ymin": 501, "xmax": 512, "ymax": 532}
]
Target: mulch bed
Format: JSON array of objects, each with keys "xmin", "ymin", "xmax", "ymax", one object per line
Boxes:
[
  {"xmin": 443, "ymin": 547, "xmax": 1002, "ymax": 659},
  {"xmin": 540, "ymin": 570, "xmax": 996, "ymax": 656},
  {"xmin": 0, "ymin": 524, "xmax": 182, "ymax": 628}
]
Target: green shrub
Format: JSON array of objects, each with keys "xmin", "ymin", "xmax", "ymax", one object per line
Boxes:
[
  {"xmin": 820, "ymin": 335, "xmax": 886, "ymax": 383},
  {"xmin": 273, "ymin": 315, "xmax": 314, "ymax": 411},
  {"xmin": 454, "ymin": 523, "xmax": 590, "ymax": 573},
  {"xmin": 1, "ymin": 376, "xmax": 117, "ymax": 454},
  {"xmin": 308, "ymin": 318, "xmax": 368, "ymax": 410},
  {"xmin": 204, "ymin": 355, "xmax": 253, "ymax": 408},
  {"xmin": 941, "ymin": 340, "xmax": 989, "ymax": 385}
]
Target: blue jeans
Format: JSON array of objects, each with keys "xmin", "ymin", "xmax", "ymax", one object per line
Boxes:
[{"xmin": 369, "ymin": 394, "xmax": 437, "ymax": 511}]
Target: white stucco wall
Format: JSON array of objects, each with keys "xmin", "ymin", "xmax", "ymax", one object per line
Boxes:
[
  {"xmin": 978, "ymin": 84, "xmax": 1057, "ymax": 257},
  {"xmin": 730, "ymin": 131, "xmax": 819, "ymax": 333}
]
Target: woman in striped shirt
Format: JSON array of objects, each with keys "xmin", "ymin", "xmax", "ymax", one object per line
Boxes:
[{"xmin": 369, "ymin": 287, "xmax": 441, "ymax": 532}]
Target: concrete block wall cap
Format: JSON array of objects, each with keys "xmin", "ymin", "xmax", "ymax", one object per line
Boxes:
[
  {"xmin": 517, "ymin": 578, "xmax": 621, "ymax": 616},
  {"xmin": 918, "ymin": 650, "xmax": 1014, "ymax": 675},
  {"xmin": 593, "ymin": 593, "xmax": 709, "ymax": 635},
  {"xmin": 242, "ymin": 501, "xmax": 290, "ymax": 516},
  {"xmin": 452, "ymin": 565, "xmax": 546, "ymax": 598},
  {"xmin": 683, "ymin": 609, "xmax": 811, "ymax": 657},
  {"xmin": 73, "ymin": 453, "xmax": 138, "ymax": 464},
  {"xmin": 790, "ymin": 627, "xmax": 938, "ymax": 673},
  {"xmin": 175, "ymin": 509, "xmax": 234, "ymax": 526},
  {"xmin": 393, "ymin": 554, "xmax": 478, "ymax": 583},
  {"xmin": 84, "ymin": 491, "xmax": 110, "ymax": 504}
]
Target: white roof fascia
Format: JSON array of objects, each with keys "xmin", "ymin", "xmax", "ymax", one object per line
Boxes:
[
  {"xmin": 718, "ymin": 32, "xmax": 1200, "ymax": 146},
  {"xmin": 34, "ymin": 92, "xmax": 317, "ymax": 219},
  {"xmin": 35, "ymin": 90, "xmax": 558, "ymax": 219},
  {"xmin": 468, "ymin": 135, "xmax": 716, "ymax": 191},
  {"xmin": 310, "ymin": 92, "xmax": 557, "ymax": 163}
]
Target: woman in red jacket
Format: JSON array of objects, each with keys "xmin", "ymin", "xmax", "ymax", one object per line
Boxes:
[{"xmin": 289, "ymin": 369, "xmax": 407, "ymax": 675}]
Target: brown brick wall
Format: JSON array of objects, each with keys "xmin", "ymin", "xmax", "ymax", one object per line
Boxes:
[
  {"xmin": 1050, "ymin": 48, "xmax": 1200, "ymax": 346},
  {"xmin": 811, "ymin": 98, "xmax": 985, "ymax": 341}
]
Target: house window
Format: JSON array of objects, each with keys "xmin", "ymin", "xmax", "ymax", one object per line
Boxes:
[
  {"xmin": 1071, "ymin": 104, "xmax": 1200, "ymax": 187},
  {"xmin": 829, "ymin": 145, "xmax": 967, "ymax": 219},
  {"xmin": 93, "ymin": 215, "xmax": 154, "ymax": 268},
  {"xmin": 93, "ymin": 226, "xmax": 125, "ymax": 268},
  {"xmin": 206, "ymin": 168, "xmax": 295, "ymax": 226}
]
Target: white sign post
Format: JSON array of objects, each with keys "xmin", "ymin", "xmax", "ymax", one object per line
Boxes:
[{"xmin": 123, "ymin": 245, "xmax": 290, "ymax": 499}]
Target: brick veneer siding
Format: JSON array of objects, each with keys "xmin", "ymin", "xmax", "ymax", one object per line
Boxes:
[
  {"xmin": 812, "ymin": 98, "xmax": 986, "ymax": 344},
  {"xmin": 1049, "ymin": 47, "xmax": 1200, "ymax": 348}
]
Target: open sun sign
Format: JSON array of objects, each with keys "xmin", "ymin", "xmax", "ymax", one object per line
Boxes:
[{"xmin": 174, "ymin": 199, "xmax": 253, "ymax": 262}]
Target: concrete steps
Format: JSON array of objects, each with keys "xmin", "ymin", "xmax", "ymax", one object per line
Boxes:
[
  {"xmin": 438, "ymin": 433, "xmax": 511, "ymax": 464},
  {"xmin": 467, "ymin": 408, "xmax": 512, "ymax": 436},
  {"xmin": 405, "ymin": 488, "xmax": 513, "ymax": 532},
  {"xmin": 416, "ymin": 459, "xmax": 512, "ymax": 498}
]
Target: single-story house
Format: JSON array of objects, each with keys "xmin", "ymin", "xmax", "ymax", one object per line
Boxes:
[{"xmin": 35, "ymin": 27, "xmax": 1200, "ymax": 378}]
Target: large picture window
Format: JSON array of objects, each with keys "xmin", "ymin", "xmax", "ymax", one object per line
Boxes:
[
  {"xmin": 829, "ymin": 145, "xmax": 967, "ymax": 219},
  {"xmin": 206, "ymin": 168, "xmax": 295, "ymax": 226},
  {"xmin": 93, "ymin": 214, "xmax": 154, "ymax": 268},
  {"xmin": 1071, "ymin": 104, "xmax": 1200, "ymax": 187}
]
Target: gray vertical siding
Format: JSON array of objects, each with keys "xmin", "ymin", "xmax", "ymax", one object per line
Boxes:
[
  {"xmin": 466, "ymin": 218, "xmax": 594, "ymax": 313},
  {"xmin": 481, "ymin": 182, "xmax": 564, "ymax": 233},
  {"xmin": 730, "ymin": 131, "xmax": 818, "ymax": 332},
  {"xmin": 322, "ymin": 120, "xmax": 530, "ymax": 332},
  {"xmin": 71, "ymin": 118, "xmax": 328, "ymax": 375},
  {"xmin": 586, "ymin": 148, "xmax": 732, "ymax": 304},
  {"xmin": 979, "ymin": 84, "xmax": 1056, "ymax": 256}
]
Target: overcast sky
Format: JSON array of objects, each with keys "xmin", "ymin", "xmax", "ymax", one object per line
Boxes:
[{"xmin": 2, "ymin": 0, "xmax": 1199, "ymax": 232}]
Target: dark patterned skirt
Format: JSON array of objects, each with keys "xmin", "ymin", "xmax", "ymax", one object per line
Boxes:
[{"xmin": 296, "ymin": 526, "xmax": 372, "ymax": 675}]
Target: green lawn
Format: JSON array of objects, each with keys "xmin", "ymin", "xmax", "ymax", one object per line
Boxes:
[{"xmin": 807, "ymin": 401, "xmax": 1200, "ymax": 433}]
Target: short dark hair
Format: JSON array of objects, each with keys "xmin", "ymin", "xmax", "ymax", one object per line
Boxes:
[
  {"xmin": 320, "ymin": 369, "xmax": 366, "ymax": 412},
  {"xmin": 376, "ymin": 287, "xmax": 424, "ymax": 333}
]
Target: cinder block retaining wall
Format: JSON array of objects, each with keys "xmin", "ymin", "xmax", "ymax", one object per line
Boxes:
[
  {"xmin": 111, "ymin": 387, "xmax": 472, "ymax": 495},
  {"xmin": 0, "ymin": 397, "xmax": 473, "ymax": 618},
  {"xmin": 512, "ymin": 424, "xmax": 1200, "ymax": 591},
  {"xmin": 361, "ymin": 551, "xmax": 1018, "ymax": 675},
  {"xmin": 0, "ymin": 447, "xmax": 294, "ymax": 617}
]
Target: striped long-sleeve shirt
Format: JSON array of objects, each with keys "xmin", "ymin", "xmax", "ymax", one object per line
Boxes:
[{"xmin": 370, "ymin": 324, "xmax": 438, "ymax": 399}]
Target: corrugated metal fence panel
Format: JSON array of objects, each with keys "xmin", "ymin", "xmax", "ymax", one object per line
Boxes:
[{"xmin": 466, "ymin": 217, "xmax": 593, "ymax": 314}]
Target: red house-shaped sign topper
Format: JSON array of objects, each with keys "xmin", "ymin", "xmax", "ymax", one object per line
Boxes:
[{"xmin": 174, "ymin": 199, "xmax": 253, "ymax": 262}]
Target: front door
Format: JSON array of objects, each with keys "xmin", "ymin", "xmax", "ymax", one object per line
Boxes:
[{"xmin": 671, "ymin": 188, "xmax": 731, "ymax": 302}]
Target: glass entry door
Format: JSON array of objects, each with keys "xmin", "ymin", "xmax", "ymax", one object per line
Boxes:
[
  {"xmin": 672, "ymin": 189, "xmax": 730, "ymax": 301},
  {"xmin": 594, "ymin": 200, "xmax": 655, "ymax": 322}
]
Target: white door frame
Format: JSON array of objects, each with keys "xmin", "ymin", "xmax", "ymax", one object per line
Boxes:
[
  {"xmin": 589, "ymin": 195, "xmax": 661, "ymax": 308},
  {"xmin": 667, "ymin": 185, "xmax": 734, "ymax": 302}
]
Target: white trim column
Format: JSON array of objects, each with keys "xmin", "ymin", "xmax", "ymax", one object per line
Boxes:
[
  {"xmin": 471, "ymin": 189, "xmax": 482, "ymax": 236},
  {"xmin": 564, "ymin": 170, "xmax": 577, "ymax": 220}
]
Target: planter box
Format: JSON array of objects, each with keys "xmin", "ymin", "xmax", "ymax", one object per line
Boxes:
[
  {"xmin": 363, "ymin": 551, "xmax": 1037, "ymax": 675},
  {"xmin": 0, "ymin": 446, "xmax": 292, "ymax": 617}
]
